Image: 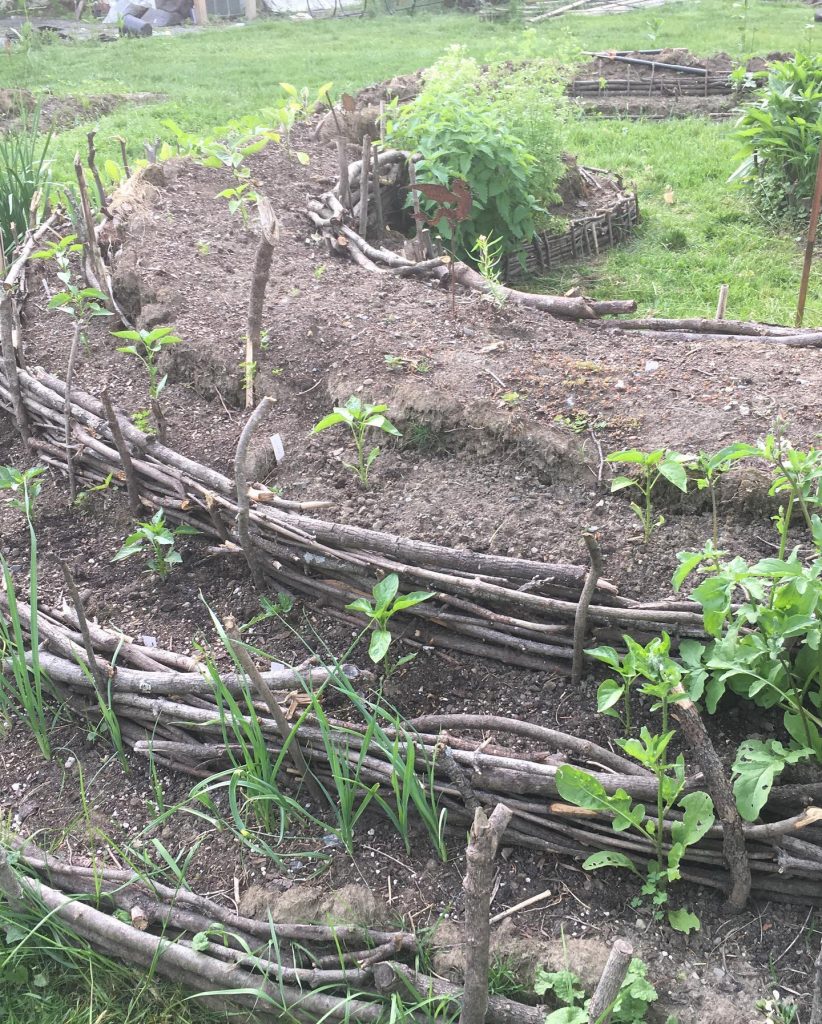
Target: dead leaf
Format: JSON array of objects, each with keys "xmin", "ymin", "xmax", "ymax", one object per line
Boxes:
[{"xmin": 663, "ymin": 187, "xmax": 675, "ymax": 205}]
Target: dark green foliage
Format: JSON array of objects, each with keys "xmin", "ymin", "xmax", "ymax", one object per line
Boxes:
[
  {"xmin": 731, "ymin": 54, "xmax": 822, "ymax": 222},
  {"xmin": 0, "ymin": 104, "xmax": 52, "ymax": 263}
]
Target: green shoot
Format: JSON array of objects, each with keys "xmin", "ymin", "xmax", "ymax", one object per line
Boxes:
[{"xmin": 312, "ymin": 395, "xmax": 401, "ymax": 487}]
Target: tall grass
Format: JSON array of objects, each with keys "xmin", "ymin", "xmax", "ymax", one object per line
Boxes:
[{"xmin": 0, "ymin": 104, "xmax": 51, "ymax": 263}]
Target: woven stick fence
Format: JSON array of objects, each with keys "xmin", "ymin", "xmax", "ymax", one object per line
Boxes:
[
  {"xmin": 0, "ymin": 839, "xmax": 553, "ymax": 1024},
  {"xmin": 309, "ymin": 149, "xmax": 639, "ymax": 312},
  {"xmin": 3, "ymin": 597, "xmax": 822, "ymax": 904}
]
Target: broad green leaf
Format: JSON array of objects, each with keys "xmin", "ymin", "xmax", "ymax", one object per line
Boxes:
[
  {"xmin": 345, "ymin": 598, "xmax": 374, "ymax": 616},
  {"xmin": 671, "ymin": 791, "xmax": 715, "ymax": 848},
  {"xmin": 667, "ymin": 907, "xmax": 700, "ymax": 933},
  {"xmin": 544, "ymin": 1010, "xmax": 586, "ymax": 1024},
  {"xmin": 368, "ymin": 628, "xmax": 392, "ymax": 663},
  {"xmin": 372, "ymin": 573, "xmax": 400, "ymax": 612},
  {"xmin": 659, "ymin": 458, "xmax": 689, "ymax": 492},
  {"xmin": 192, "ymin": 932, "xmax": 210, "ymax": 951},
  {"xmin": 312, "ymin": 411, "xmax": 347, "ymax": 432},
  {"xmin": 585, "ymin": 645, "xmax": 621, "ymax": 670},
  {"xmin": 556, "ymin": 766, "xmax": 645, "ymax": 832},
  {"xmin": 732, "ymin": 738, "xmax": 812, "ymax": 821},
  {"xmin": 392, "ymin": 590, "xmax": 435, "ymax": 612},
  {"xmin": 610, "ymin": 475, "xmax": 636, "ymax": 493},
  {"xmin": 581, "ymin": 850, "xmax": 640, "ymax": 875},
  {"xmin": 596, "ymin": 678, "xmax": 624, "ymax": 716}
]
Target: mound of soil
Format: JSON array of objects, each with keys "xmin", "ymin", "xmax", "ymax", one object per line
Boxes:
[
  {"xmin": 1, "ymin": 117, "xmax": 821, "ymax": 1020},
  {"xmin": 0, "ymin": 88, "xmax": 161, "ymax": 130}
]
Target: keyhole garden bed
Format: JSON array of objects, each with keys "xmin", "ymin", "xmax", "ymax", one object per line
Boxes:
[{"xmin": 1, "ymin": 109, "xmax": 822, "ymax": 1023}]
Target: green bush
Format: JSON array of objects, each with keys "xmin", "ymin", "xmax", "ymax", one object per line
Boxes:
[
  {"xmin": 730, "ymin": 53, "xmax": 822, "ymax": 222},
  {"xmin": 384, "ymin": 48, "xmax": 566, "ymax": 258},
  {"xmin": 0, "ymin": 103, "xmax": 52, "ymax": 263}
]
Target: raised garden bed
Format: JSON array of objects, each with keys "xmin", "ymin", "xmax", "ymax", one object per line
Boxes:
[{"xmin": 2, "ymin": 116, "xmax": 822, "ymax": 1022}]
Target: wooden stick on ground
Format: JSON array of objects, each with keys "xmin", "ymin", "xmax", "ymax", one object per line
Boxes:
[
  {"xmin": 100, "ymin": 388, "xmax": 141, "ymax": 518},
  {"xmin": 460, "ymin": 803, "xmax": 513, "ymax": 1024},
  {"xmin": 59, "ymin": 560, "xmax": 109, "ymax": 703},
  {"xmin": 587, "ymin": 938, "xmax": 633, "ymax": 1024},
  {"xmin": 245, "ymin": 197, "xmax": 279, "ymax": 409},
  {"xmin": 572, "ymin": 530, "xmax": 602, "ymax": 688},
  {"xmin": 64, "ymin": 322, "xmax": 81, "ymax": 503},
  {"xmin": 234, "ymin": 396, "xmax": 272, "ymax": 591}
]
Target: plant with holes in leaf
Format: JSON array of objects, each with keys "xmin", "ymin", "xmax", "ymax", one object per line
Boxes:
[
  {"xmin": 112, "ymin": 509, "xmax": 198, "ymax": 578},
  {"xmin": 112, "ymin": 326, "xmax": 181, "ymax": 438},
  {"xmin": 312, "ymin": 396, "xmax": 401, "ymax": 487},
  {"xmin": 607, "ymin": 448, "xmax": 689, "ymax": 543},
  {"xmin": 346, "ymin": 573, "xmax": 434, "ymax": 677},
  {"xmin": 557, "ymin": 633, "xmax": 714, "ymax": 933}
]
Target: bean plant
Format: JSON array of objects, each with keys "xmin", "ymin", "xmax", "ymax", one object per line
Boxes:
[
  {"xmin": 312, "ymin": 395, "xmax": 401, "ymax": 487},
  {"xmin": 345, "ymin": 572, "xmax": 434, "ymax": 676},
  {"xmin": 607, "ymin": 448, "xmax": 689, "ymax": 542},
  {"xmin": 558, "ymin": 634, "xmax": 714, "ymax": 933},
  {"xmin": 112, "ymin": 509, "xmax": 198, "ymax": 578}
]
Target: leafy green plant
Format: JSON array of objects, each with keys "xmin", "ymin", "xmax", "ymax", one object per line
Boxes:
[
  {"xmin": 586, "ymin": 636, "xmax": 650, "ymax": 731},
  {"xmin": 74, "ymin": 471, "xmax": 115, "ymax": 510},
  {"xmin": 687, "ymin": 443, "xmax": 759, "ymax": 548},
  {"xmin": 312, "ymin": 395, "xmax": 401, "ymax": 487},
  {"xmin": 33, "ymin": 234, "xmax": 111, "ymax": 338},
  {"xmin": 0, "ymin": 102, "xmax": 52, "ymax": 262},
  {"xmin": 557, "ymin": 634, "xmax": 714, "ymax": 932},
  {"xmin": 730, "ymin": 54, "xmax": 822, "ymax": 221},
  {"xmin": 112, "ymin": 509, "xmax": 198, "ymax": 578},
  {"xmin": 0, "ymin": 466, "xmax": 53, "ymax": 758},
  {"xmin": 384, "ymin": 48, "xmax": 540, "ymax": 258},
  {"xmin": 535, "ymin": 957, "xmax": 662, "ymax": 1023},
  {"xmin": 215, "ymin": 173, "xmax": 258, "ymax": 227},
  {"xmin": 112, "ymin": 326, "xmax": 181, "ymax": 439},
  {"xmin": 471, "ymin": 233, "xmax": 506, "ymax": 306},
  {"xmin": 607, "ymin": 448, "xmax": 689, "ymax": 543},
  {"xmin": 345, "ymin": 572, "xmax": 434, "ymax": 675}
]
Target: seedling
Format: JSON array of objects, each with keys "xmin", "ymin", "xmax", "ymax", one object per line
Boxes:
[
  {"xmin": 384, "ymin": 354, "xmax": 430, "ymax": 374},
  {"xmin": 312, "ymin": 395, "xmax": 401, "ymax": 487},
  {"xmin": 471, "ymin": 232, "xmax": 506, "ymax": 308},
  {"xmin": 557, "ymin": 633, "xmax": 714, "ymax": 932},
  {"xmin": 216, "ymin": 174, "xmax": 258, "ymax": 228},
  {"xmin": 345, "ymin": 572, "xmax": 434, "ymax": 676},
  {"xmin": 74, "ymin": 471, "xmax": 115, "ymax": 510},
  {"xmin": 33, "ymin": 234, "xmax": 111, "ymax": 342},
  {"xmin": 536, "ymin": 956, "xmax": 662, "ymax": 1023},
  {"xmin": 112, "ymin": 326, "xmax": 181, "ymax": 440},
  {"xmin": 112, "ymin": 509, "xmax": 198, "ymax": 579},
  {"xmin": 607, "ymin": 448, "xmax": 689, "ymax": 542},
  {"xmin": 687, "ymin": 443, "xmax": 758, "ymax": 549}
]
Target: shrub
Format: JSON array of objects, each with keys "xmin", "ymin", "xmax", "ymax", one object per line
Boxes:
[
  {"xmin": 385, "ymin": 48, "xmax": 565, "ymax": 258},
  {"xmin": 0, "ymin": 103, "xmax": 52, "ymax": 263},
  {"xmin": 730, "ymin": 54, "xmax": 822, "ymax": 222}
]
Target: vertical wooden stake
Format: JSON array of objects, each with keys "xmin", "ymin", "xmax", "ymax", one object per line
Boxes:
[
  {"xmin": 571, "ymin": 530, "xmax": 602, "ymax": 689},
  {"xmin": 715, "ymin": 283, "xmax": 729, "ymax": 320},
  {"xmin": 587, "ymin": 938, "xmax": 633, "ymax": 1024},
  {"xmin": 245, "ymin": 197, "xmax": 279, "ymax": 410},
  {"xmin": 244, "ymin": 0, "xmax": 256, "ymax": 19},
  {"xmin": 0, "ymin": 294, "xmax": 29, "ymax": 446},
  {"xmin": 408, "ymin": 160, "xmax": 424, "ymax": 259},
  {"xmin": 459, "ymin": 803, "xmax": 512, "ymax": 1024},
  {"xmin": 101, "ymin": 388, "xmax": 141, "ymax": 519},
  {"xmin": 235, "ymin": 396, "xmax": 272, "ymax": 592},
  {"xmin": 193, "ymin": 0, "xmax": 208, "ymax": 23},
  {"xmin": 86, "ymin": 131, "xmax": 108, "ymax": 212},
  {"xmin": 358, "ymin": 136, "xmax": 372, "ymax": 240},
  {"xmin": 337, "ymin": 138, "xmax": 351, "ymax": 214},
  {"xmin": 371, "ymin": 141, "xmax": 384, "ymax": 241},
  {"xmin": 796, "ymin": 142, "xmax": 822, "ymax": 327}
]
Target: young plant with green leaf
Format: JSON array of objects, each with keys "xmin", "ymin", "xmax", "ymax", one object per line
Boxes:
[
  {"xmin": 607, "ymin": 448, "xmax": 689, "ymax": 543},
  {"xmin": 346, "ymin": 572, "xmax": 434, "ymax": 676},
  {"xmin": 215, "ymin": 172, "xmax": 258, "ymax": 228},
  {"xmin": 112, "ymin": 509, "xmax": 198, "ymax": 579},
  {"xmin": 557, "ymin": 634, "xmax": 714, "ymax": 932},
  {"xmin": 674, "ymin": 543, "xmax": 822, "ymax": 820},
  {"xmin": 535, "ymin": 956, "xmax": 663, "ymax": 1024},
  {"xmin": 112, "ymin": 326, "xmax": 181, "ymax": 441},
  {"xmin": 471, "ymin": 232, "xmax": 506, "ymax": 307},
  {"xmin": 34, "ymin": 234, "xmax": 111, "ymax": 338},
  {"xmin": 312, "ymin": 395, "xmax": 401, "ymax": 487},
  {"xmin": 687, "ymin": 442, "xmax": 759, "ymax": 548}
]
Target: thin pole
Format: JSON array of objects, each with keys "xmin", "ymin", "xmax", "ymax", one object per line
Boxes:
[{"xmin": 796, "ymin": 142, "xmax": 822, "ymax": 327}]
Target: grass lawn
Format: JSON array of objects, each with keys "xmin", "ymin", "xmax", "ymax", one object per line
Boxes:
[{"xmin": 1, "ymin": 0, "xmax": 822, "ymax": 322}]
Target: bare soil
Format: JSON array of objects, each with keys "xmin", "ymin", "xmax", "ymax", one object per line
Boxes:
[{"xmin": 1, "ymin": 117, "xmax": 821, "ymax": 1020}]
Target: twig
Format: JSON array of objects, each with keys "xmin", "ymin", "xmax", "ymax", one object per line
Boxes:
[
  {"xmin": 100, "ymin": 388, "xmax": 141, "ymax": 519},
  {"xmin": 59, "ymin": 559, "xmax": 110, "ymax": 705},
  {"xmin": 64, "ymin": 322, "xmax": 81, "ymax": 503},
  {"xmin": 0, "ymin": 295, "xmax": 29, "ymax": 445},
  {"xmin": 571, "ymin": 531, "xmax": 603, "ymax": 688},
  {"xmin": 460, "ymin": 803, "xmax": 513, "ymax": 1024},
  {"xmin": 115, "ymin": 136, "xmax": 131, "ymax": 179},
  {"xmin": 358, "ymin": 136, "xmax": 371, "ymax": 240},
  {"xmin": 245, "ymin": 197, "xmax": 279, "ymax": 409},
  {"xmin": 435, "ymin": 736, "xmax": 481, "ymax": 817},
  {"xmin": 488, "ymin": 886, "xmax": 555, "ymax": 925},
  {"xmin": 234, "ymin": 396, "xmax": 273, "ymax": 591},
  {"xmin": 86, "ymin": 131, "xmax": 108, "ymax": 213}
]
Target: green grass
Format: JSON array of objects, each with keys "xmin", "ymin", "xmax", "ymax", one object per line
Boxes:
[{"xmin": 1, "ymin": 0, "xmax": 821, "ymax": 321}]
